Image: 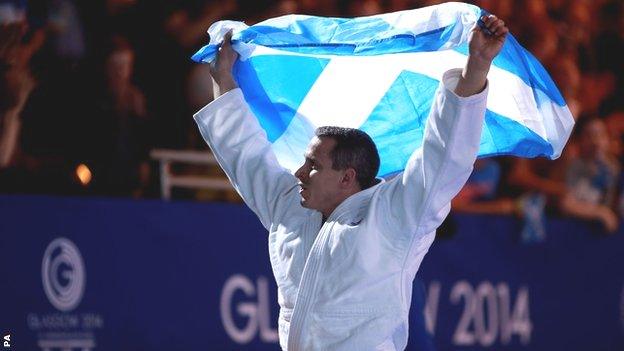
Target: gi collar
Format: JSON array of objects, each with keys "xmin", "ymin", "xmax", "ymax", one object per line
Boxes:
[{"xmin": 325, "ymin": 178, "xmax": 386, "ymax": 225}]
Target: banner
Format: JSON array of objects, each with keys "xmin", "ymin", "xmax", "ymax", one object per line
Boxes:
[
  {"xmin": 192, "ymin": 3, "xmax": 574, "ymax": 175},
  {"xmin": 1, "ymin": 195, "xmax": 623, "ymax": 350}
]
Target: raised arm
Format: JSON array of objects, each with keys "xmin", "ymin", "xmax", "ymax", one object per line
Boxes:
[
  {"xmin": 194, "ymin": 31, "xmax": 302, "ymax": 229},
  {"xmin": 208, "ymin": 31, "xmax": 239, "ymax": 97},
  {"xmin": 377, "ymin": 15, "xmax": 508, "ymax": 237}
]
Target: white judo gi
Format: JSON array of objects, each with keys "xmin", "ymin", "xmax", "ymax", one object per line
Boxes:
[{"xmin": 194, "ymin": 68, "xmax": 488, "ymax": 350}]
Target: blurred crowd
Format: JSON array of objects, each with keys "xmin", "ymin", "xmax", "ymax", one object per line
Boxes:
[
  {"xmin": 1, "ymin": 0, "xmax": 623, "ymax": 235},
  {"xmin": 449, "ymin": 0, "xmax": 624, "ymax": 238}
]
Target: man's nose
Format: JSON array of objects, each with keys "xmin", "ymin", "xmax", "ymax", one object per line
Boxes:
[{"xmin": 295, "ymin": 166, "xmax": 305, "ymax": 181}]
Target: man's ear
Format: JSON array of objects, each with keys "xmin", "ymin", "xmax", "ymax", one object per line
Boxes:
[{"xmin": 341, "ymin": 168, "xmax": 358, "ymax": 189}]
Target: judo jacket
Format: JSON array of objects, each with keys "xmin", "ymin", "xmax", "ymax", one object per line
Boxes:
[{"xmin": 194, "ymin": 68, "xmax": 488, "ymax": 350}]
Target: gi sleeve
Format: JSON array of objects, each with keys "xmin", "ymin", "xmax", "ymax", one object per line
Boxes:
[
  {"xmin": 193, "ymin": 88, "xmax": 301, "ymax": 230},
  {"xmin": 377, "ymin": 68, "xmax": 488, "ymax": 239}
]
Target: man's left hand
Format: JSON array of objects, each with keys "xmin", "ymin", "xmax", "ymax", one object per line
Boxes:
[
  {"xmin": 468, "ymin": 14, "xmax": 509, "ymax": 68},
  {"xmin": 454, "ymin": 14, "xmax": 509, "ymax": 97}
]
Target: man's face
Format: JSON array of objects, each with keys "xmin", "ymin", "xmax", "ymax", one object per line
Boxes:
[
  {"xmin": 581, "ymin": 119, "xmax": 609, "ymax": 157},
  {"xmin": 295, "ymin": 136, "xmax": 345, "ymax": 216}
]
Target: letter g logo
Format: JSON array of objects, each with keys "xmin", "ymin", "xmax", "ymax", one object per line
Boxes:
[{"xmin": 41, "ymin": 238, "xmax": 86, "ymax": 312}]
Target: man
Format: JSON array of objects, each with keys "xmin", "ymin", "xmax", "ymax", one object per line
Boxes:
[{"xmin": 194, "ymin": 14, "xmax": 508, "ymax": 351}]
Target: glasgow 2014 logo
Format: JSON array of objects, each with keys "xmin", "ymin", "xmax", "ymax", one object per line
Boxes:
[
  {"xmin": 41, "ymin": 238, "xmax": 85, "ymax": 312},
  {"xmin": 29, "ymin": 237, "xmax": 101, "ymax": 350}
]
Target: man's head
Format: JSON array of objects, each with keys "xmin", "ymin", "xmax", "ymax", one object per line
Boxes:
[
  {"xmin": 294, "ymin": 126, "xmax": 380, "ymax": 218},
  {"xmin": 577, "ymin": 117, "xmax": 609, "ymax": 159}
]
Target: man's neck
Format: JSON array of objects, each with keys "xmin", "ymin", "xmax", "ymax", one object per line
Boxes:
[{"xmin": 320, "ymin": 188, "xmax": 362, "ymax": 221}]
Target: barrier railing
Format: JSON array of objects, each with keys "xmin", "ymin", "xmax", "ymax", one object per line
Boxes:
[{"xmin": 150, "ymin": 149, "xmax": 232, "ymax": 199}]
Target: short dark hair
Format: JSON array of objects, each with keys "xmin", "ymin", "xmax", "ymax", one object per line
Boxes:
[{"xmin": 315, "ymin": 126, "xmax": 380, "ymax": 189}]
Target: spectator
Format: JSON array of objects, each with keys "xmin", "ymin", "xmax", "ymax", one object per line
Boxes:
[
  {"xmin": 452, "ymin": 158, "xmax": 516, "ymax": 215},
  {"xmin": 506, "ymin": 157, "xmax": 567, "ymax": 242},
  {"xmin": 560, "ymin": 117, "xmax": 620, "ymax": 233},
  {"xmin": 549, "ymin": 54, "xmax": 582, "ymax": 118},
  {"xmin": 592, "ymin": 0, "xmax": 624, "ymax": 115},
  {"xmin": 47, "ymin": 0, "xmax": 86, "ymax": 63},
  {"xmin": 385, "ymin": 0, "xmax": 412, "ymax": 12},
  {"xmin": 89, "ymin": 36, "xmax": 150, "ymax": 197},
  {"xmin": 0, "ymin": 21, "xmax": 40, "ymax": 168},
  {"xmin": 342, "ymin": 0, "xmax": 382, "ymax": 16}
]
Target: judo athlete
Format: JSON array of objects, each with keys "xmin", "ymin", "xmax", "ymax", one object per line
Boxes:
[{"xmin": 194, "ymin": 14, "xmax": 508, "ymax": 351}]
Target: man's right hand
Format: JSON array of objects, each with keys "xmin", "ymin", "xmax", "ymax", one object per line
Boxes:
[{"xmin": 209, "ymin": 30, "xmax": 239, "ymax": 97}]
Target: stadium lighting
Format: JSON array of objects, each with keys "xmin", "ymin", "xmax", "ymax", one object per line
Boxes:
[{"xmin": 75, "ymin": 164, "xmax": 92, "ymax": 186}]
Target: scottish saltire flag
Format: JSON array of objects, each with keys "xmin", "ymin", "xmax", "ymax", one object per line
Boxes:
[{"xmin": 192, "ymin": 2, "xmax": 574, "ymax": 176}]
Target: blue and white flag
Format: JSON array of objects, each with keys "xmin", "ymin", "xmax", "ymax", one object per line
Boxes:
[{"xmin": 192, "ymin": 2, "xmax": 574, "ymax": 176}]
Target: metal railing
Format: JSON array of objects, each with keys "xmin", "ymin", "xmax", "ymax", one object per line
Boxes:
[{"xmin": 150, "ymin": 149, "xmax": 232, "ymax": 200}]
